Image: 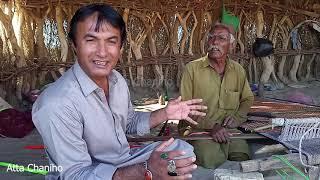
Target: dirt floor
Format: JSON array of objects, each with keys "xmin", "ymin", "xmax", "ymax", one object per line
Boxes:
[
  {"xmin": 262, "ymin": 80, "xmax": 320, "ymax": 106},
  {"xmin": 1, "ymin": 80, "xmax": 320, "ymax": 179}
]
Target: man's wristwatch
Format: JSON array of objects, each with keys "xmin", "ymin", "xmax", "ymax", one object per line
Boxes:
[{"xmin": 144, "ymin": 161, "xmax": 152, "ymax": 180}]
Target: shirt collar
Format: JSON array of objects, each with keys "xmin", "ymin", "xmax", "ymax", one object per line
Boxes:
[
  {"xmin": 73, "ymin": 62, "xmax": 98, "ymax": 97},
  {"xmin": 72, "ymin": 62, "xmax": 118, "ymax": 97},
  {"xmin": 201, "ymin": 55, "xmax": 234, "ymax": 71},
  {"xmin": 108, "ymin": 70, "xmax": 118, "ymax": 89},
  {"xmin": 201, "ymin": 56, "xmax": 210, "ymax": 68}
]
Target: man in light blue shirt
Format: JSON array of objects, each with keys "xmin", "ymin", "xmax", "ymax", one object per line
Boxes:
[{"xmin": 32, "ymin": 4, "xmax": 207, "ymax": 180}]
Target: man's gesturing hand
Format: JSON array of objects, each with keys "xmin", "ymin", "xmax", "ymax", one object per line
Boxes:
[{"xmin": 165, "ymin": 96, "xmax": 207, "ymax": 125}]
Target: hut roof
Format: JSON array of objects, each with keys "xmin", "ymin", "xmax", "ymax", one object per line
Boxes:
[
  {"xmin": 19, "ymin": 0, "xmax": 320, "ymax": 18},
  {"xmin": 21, "ymin": 0, "xmax": 218, "ymax": 12}
]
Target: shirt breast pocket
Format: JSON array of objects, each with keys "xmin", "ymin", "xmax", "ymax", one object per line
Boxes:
[{"xmin": 219, "ymin": 90, "xmax": 240, "ymax": 110}]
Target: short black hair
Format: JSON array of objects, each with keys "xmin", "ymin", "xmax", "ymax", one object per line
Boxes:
[{"xmin": 68, "ymin": 3, "xmax": 126, "ymax": 47}]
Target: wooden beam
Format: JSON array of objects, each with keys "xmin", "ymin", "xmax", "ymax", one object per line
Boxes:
[
  {"xmin": 21, "ymin": 0, "xmax": 217, "ymax": 12},
  {"xmin": 126, "ymin": 134, "xmax": 266, "ymax": 142},
  {"xmin": 1, "ymin": 48, "xmax": 320, "ymax": 82},
  {"xmin": 246, "ymin": 0, "xmax": 320, "ymax": 18}
]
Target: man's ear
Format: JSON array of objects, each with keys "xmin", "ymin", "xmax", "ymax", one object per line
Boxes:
[
  {"xmin": 71, "ymin": 42, "xmax": 77, "ymax": 55},
  {"xmin": 228, "ymin": 41, "xmax": 236, "ymax": 54},
  {"xmin": 120, "ymin": 46, "xmax": 124, "ymax": 53}
]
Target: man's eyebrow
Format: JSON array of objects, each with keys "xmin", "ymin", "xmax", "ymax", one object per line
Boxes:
[
  {"xmin": 107, "ymin": 36, "xmax": 119, "ymax": 40},
  {"xmin": 83, "ymin": 33, "xmax": 97, "ymax": 39},
  {"xmin": 83, "ymin": 33, "xmax": 119, "ymax": 41}
]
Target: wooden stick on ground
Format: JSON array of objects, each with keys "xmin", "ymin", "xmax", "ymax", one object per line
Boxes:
[{"xmin": 127, "ymin": 133, "xmax": 266, "ymax": 142}]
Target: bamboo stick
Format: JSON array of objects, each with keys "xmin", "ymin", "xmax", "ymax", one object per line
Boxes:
[{"xmin": 127, "ymin": 134, "xmax": 266, "ymax": 142}]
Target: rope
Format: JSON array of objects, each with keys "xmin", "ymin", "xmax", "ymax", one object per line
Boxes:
[
  {"xmin": 299, "ymin": 121, "xmax": 320, "ymax": 168},
  {"xmin": 279, "ymin": 117, "xmax": 320, "ymax": 141}
]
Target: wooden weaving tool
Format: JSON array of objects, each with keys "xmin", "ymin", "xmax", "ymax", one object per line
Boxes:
[{"xmin": 127, "ymin": 133, "xmax": 266, "ymax": 142}]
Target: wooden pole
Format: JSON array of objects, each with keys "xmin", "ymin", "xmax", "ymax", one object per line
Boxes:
[{"xmin": 127, "ymin": 134, "xmax": 266, "ymax": 142}]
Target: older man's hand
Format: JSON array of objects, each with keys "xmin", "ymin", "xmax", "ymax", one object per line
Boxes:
[
  {"xmin": 165, "ymin": 96, "xmax": 207, "ymax": 125},
  {"xmin": 222, "ymin": 116, "xmax": 240, "ymax": 129},
  {"xmin": 210, "ymin": 123, "xmax": 231, "ymax": 144}
]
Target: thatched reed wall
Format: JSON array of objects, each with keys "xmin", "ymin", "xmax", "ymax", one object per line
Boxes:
[{"xmin": 0, "ymin": 0, "xmax": 319, "ymax": 105}]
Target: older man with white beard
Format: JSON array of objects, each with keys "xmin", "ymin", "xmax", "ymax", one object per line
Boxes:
[{"xmin": 178, "ymin": 23, "xmax": 254, "ymax": 169}]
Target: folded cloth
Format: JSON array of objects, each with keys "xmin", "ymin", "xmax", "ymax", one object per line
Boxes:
[{"xmin": 0, "ymin": 109, "xmax": 34, "ymax": 138}]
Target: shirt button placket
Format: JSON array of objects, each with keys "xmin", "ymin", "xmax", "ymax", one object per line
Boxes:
[{"xmin": 97, "ymin": 88, "xmax": 107, "ymax": 104}]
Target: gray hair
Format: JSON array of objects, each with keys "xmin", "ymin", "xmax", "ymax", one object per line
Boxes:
[{"xmin": 229, "ymin": 33, "xmax": 235, "ymax": 43}]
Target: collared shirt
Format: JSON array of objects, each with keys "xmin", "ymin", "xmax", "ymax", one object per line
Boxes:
[
  {"xmin": 178, "ymin": 56, "xmax": 254, "ymax": 131},
  {"xmin": 32, "ymin": 62, "xmax": 151, "ymax": 180}
]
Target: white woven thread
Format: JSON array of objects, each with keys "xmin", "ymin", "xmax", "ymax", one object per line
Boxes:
[
  {"xmin": 299, "ymin": 121, "xmax": 320, "ymax": 168},
  {"xmin": 278, "ymin": 117, "xmax": 320, "ymax": 168},
  {"xmin": 279, "ymin": 117, "xmax": 320, "ymax": 141}
]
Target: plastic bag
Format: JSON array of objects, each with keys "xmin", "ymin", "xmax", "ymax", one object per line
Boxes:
[{"xmin": 253, "ymin": 38, "xmax": 274, "ymax": 57}]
